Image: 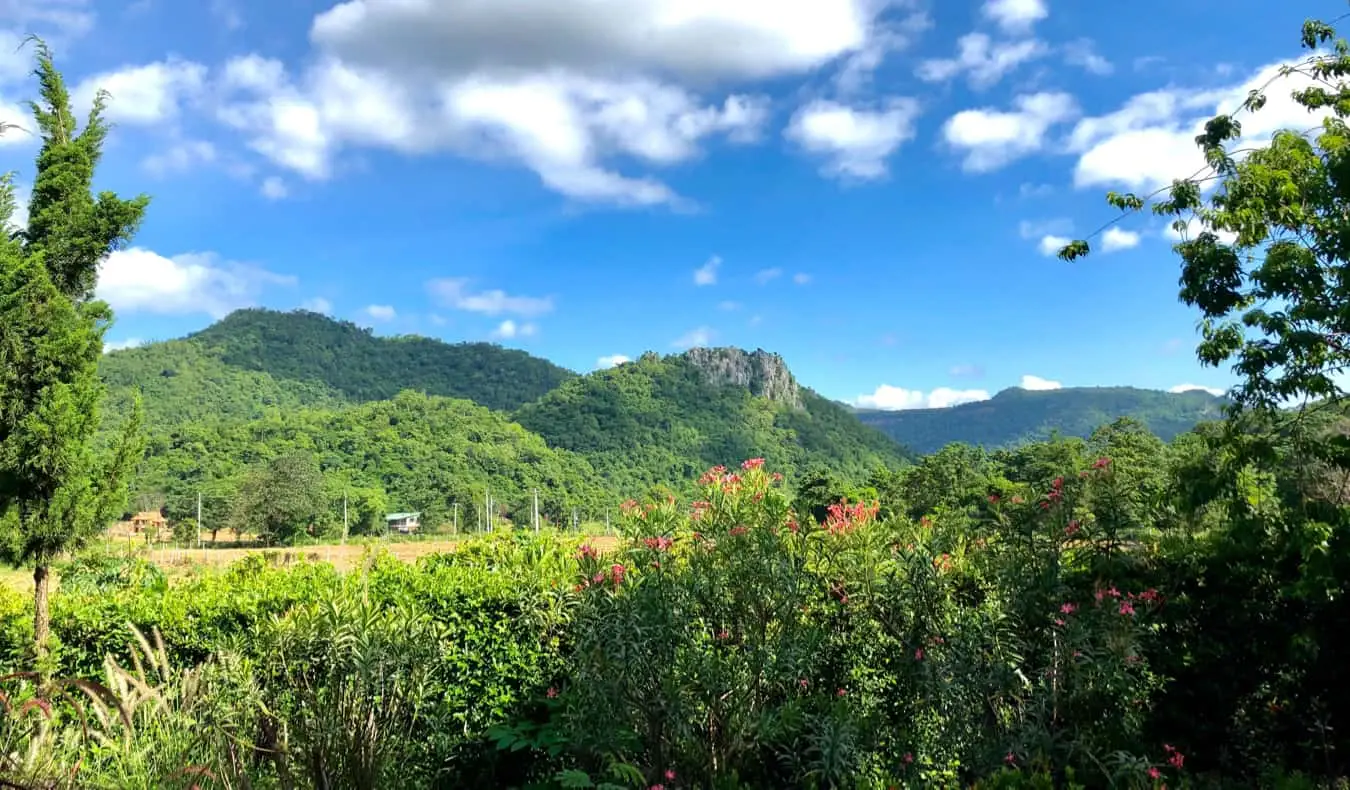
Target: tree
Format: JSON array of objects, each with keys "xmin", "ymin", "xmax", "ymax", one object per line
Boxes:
[
  {"xmin": 230, "ymin": 453, "xmax": 330, "ymax": 545},
  {"xmin": 0, "ymin": 42, "xmax": 149, "ymax": 661},
  {"xmin": 1059, "ymin": 17, "xmax": 1350, "ymax": 415}
]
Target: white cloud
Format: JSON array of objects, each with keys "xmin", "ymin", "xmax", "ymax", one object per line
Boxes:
[
  {"xmin": 98, "ymin": 247, "xmax": 295, "ymax": 318},
  {"xmin": 211, "ymin": 0, "xmax": 244, "ymax": 30},
  {"xmin": 596, "ymin": 354, "xmax": 631, "ymax": 369},
  {"xmin": 1170, "ymin": 383, "xmax": 1226, "ymax": 397},
  {"xmin": 427, "ymin": 278, "xmax": 554, "ymax": 316},
  {"xmin": 364, "ymin": 304, "xmax": 396, "ymax": 321},
  {"xmin": 103, "ymin": 337, "xmax": 145, "ymax": 353},
  {"xmin": 74, "ymin": 59, "xmax": 206, "ymax": 125},
  {"xmin": 0, "ymin": 98, "xmax": 32, "ymax": 146},
  {"xmin": 694, "ymin": 255, "xmax": 721, "ymax": 286},
  {"xmin": 672, "ymin": 326, "xmax": 715, "ymax": 349},
  {"xmin": 0, "ymin": 1, "xmax": 93, "ymax": 44},
  {"xmin": 793, "ymin": 272, "xmax": 812, "ymax": 285},
  {"xmin": 142, "ymin": 140, "xmax": 217, "ymax": 176},
  {"xmin": 1064, "ymin": 39, "xmax": 1113, "ymax": 75},
  {"xmin": 854, "ymin": 384, "xmax": 991, "ymax": 410},
  {"xmin": 260, "ymin": 176, "xmax": 288, "ymax": 199},
  {"xmin": 754, "ymin": 267, "xmax": 782, "ymax": 285},
  {"xmin": 1020, "ymin": 374, "xmax": 1061, "ymax": 390},
  {"xmin": 832, "ymin": 10, "xmax": 933, "ymax": 94},
  {"xmin": 2, "ymin": 178, "xmax": 29, "ymax": 231},
  {"xmin": 786, "ymin": 97, "xmax": 921, "ymax": 179},
  {"xmin": 1019, "ymin": 182, "xmax": 1054, "ymax": 198},
  {"xmin": 1070, "ymin": 58, "xmax": 1332, "ymax": 191},
  {"xmin": 301, "ymin": 297, "xmax": 332, "ymax": 314},
  {"xmin": 943, "ymin": 92, "xmax": 1078, "ymax": 172},
  {"xmin": 1037, "ymin": 235, "xmax": 1072, "ymax": 256},
  {"xmin": 308, "ymin": 0, "xmax": 885, "ymax": 81},
  {"xmin": 917, "ymin": 33, "xmax": 1047, "ymax": 89},
  {"xmin": 492, "ymin": 319, "xmax": 537, "ymax": 339},
  {"xmin": 1019, "ymin": 218, "xmax": 1072, "ymax": 240},
  {"xmin": 1101, "ymin": 226, "xmax": 1141, "ymax": 252},
  {"xmin": 950, "ymin": 363, "xmax": 984, "ymax": 378},
  {"xmin": 1164, "ymin": 216, "xmax": 1239, "ymax": 245},
  {"xmin": 981, "ymin": 0, "xmax": 1047, "ymax": 35}
]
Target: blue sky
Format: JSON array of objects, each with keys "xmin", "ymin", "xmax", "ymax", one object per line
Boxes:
[{"xmin": 0, "ymin": 0, "xmax": 1321, "ymax": 408}]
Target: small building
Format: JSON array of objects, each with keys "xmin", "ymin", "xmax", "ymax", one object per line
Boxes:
[
  {"xmin": 130, "ymin": 511, "xmax": 168, "ymax": 533},
  {"xmin": 385, "ymin": 512, "xmax": 421, "ymax": 534}
]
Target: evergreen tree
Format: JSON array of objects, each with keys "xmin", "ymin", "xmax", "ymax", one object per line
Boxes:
[{"xmin": 0, "ymin": 41, "xmax": 148, "ymax": 661}]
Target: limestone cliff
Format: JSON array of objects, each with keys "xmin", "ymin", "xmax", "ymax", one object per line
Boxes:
[{"xmin": 681, "ymin": 347, "xmax": 802, "ymax": 409}]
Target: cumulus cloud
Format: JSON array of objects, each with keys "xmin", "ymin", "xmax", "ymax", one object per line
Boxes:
[
  {"xmin": 981, "ymin": 0, "xmax": 1047, "ymax": 35},
  {"xmin": 1020, "ymin": 374, "xmax": 1062, "ymax": 390},
  {"xmin": 74, "ymin": 59, "xmax": 206, "ymax": 125},
  {"xmin": 917, "ymin": 33, "xmax": 1047, "ymax": 89},
  {"xmin": 97, "ymin": 247, "xmax": 295, "ymax": 318},
  {"xmin": 301, "ymin": 297, "xmax": 332, "ymax": 314},
  {"xmin": 1101, "ymin": 227, "xmax": 1141, "ymax": 252},
  {"xmin": 596, "ymin": 354, "xmax": 631, "ymax": 369},
  {"xmin": 1170, "ymin": 383, "xmax": 1226, "ymax": 397},
  {"xmin": 855, "ymin": 384, "xmax": 991, "ymax": 410},
  {"xmin": 754, "ymin": 267, "xmax": 782, "ymax": 285},
  {"xmin": 1069, "ymin": 58, "xmax": 1333, "ymax": 191},
  {"xmin": 1164, "ymin": 216, "xmax": 1239, "ymax": 245},
  {"xmin": 364, "ymin": 304, "xmax": 396, "ymax": 321},
  {"xmin": 694, "ymin": 255, "xmax": 721, "ymax": 286},
  {"xmin": 103, "ymin": 337, "xmax": 145, "ymax": 353},
  {"xmin": 492, "ymin": 319, "xmax": 537, "ymax": 339},
  {"xmin": 943, "ymin": 92, "xmax": 1079, "ymax": 172},
  {"xmin": 260, "ymin": 176, "xmax": 289, "ymax": 199},
  {"xmin": 1063, "ymin": 38, "xmax": 1113, "ymax": 75},
  {"xmin": 427, "ymin": 278, "xmax": 553, "ymax": 316},
  {"xmin": 672, "ymin": 326, "xmax": 715, "ymax": 350},
  {"xmin": 786, "ymin": 97, "xmax": 921, "ymax": 179}
]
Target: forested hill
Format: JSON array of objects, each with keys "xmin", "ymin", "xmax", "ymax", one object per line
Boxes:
[
  {"xmin": 855, "ymin": 386, "xmax": 1227, "ymax": 454},
  {"xmin": 100, "ymin": 309, "xmax": 577, "ymax": 426},
  {"xmin": 513, "ymin": 348, "xmax": 912, "ymax": 494}
]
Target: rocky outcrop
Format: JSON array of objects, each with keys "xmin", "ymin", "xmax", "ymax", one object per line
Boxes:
[{"xmin": 682, "ymin": 347, "xmax": 802, "ymax": 409}]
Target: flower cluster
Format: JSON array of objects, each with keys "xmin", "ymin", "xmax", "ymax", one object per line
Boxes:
[{"xmin": 823, "ymin": 499, "xmax": 880, "ymax": 535}]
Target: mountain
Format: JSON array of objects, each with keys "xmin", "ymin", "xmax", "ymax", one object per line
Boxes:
[
  {"xmin": 855, "ymin": 386, "xmax": 1227, "ymax": 454},
  {"xmin": 107, "ymin": 308, "xmax": 576, "ymax": 415},
  {"xmin": 513, "ymin": 348, "xmax": 912, "ymax": 494},
  {"xmin": 135, "ymin": 390, "xmax": 613, "ymax": 530}
]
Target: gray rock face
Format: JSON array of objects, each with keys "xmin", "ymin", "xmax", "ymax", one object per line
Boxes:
[{"xmin": 682, "ymin": 347, "xmax": 802, "ymax": 409}]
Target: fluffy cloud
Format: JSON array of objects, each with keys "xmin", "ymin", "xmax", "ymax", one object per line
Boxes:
[
  {"xmin": 2, "ymin": 178, "xmax": 29, "ymax": 231},
  {"xmin": 1063, "ymin": 38, "xmax": 1113, "ymax": 75},
  {"xmin": 104, "ymin": 337, "xmax": 145, "ymax": 353},
  {"xmin": 260, "ymin": 176, "xmax": 289, "ymax": 200},
  {"xmin": 1101, "ymin": 227, "xmax": 1141, "ymax": 252},
  {"xmin": 97, "ymin": 247, "xmax": 295, "ymax": 318},
  {"xmin": 74, "ymin": 59, "xmax": 207, "ymax": 125},
  {"xmin": 943, "ymin": 92, "xmax": 1078, "ymax": 172},
  {"xmin": 1069, "ymin": 59, "xmax": 1333, "ymax": 191},
  {"xmin": 427, "ymin": 278, "xmax": 554, "ymax": 316},
  {"xmin": 308, "ymin": 0, "xmax": 883, "ymax": 81},
  {"xmin": 0, "ymin": 98, "xmax": 31, "ymax": 146},
  {"xmin": 1020, "ymin": 218, "xmax": 1074, "ymax": 257},
  {"xmin": 492, "ymin": 319, "xmax": 537, "ymax": 339},
  {"xmin": 1020, "ymin": 374, "xmax": 1061, "ymax": 390},
  {"xmin": 1037, "ymin": 235, "xmax": 1071, "ymax": 256},
  {"xmin": 786, "ymin": 98, "xmax": 921, "ymax": 179},
  {"xmin": 1170, "ymin": 383, "xmax": 1226, "ymax": 397},
  {"xmin": 672, "ymin": 326, "xmax": 715, "ymax": 350},
  {"xmin": 0, "ymin": 0, "xmax": 93, "ymax": 43},
  {"xmin": 793, "ymin": 272, "xmax": 812, "ymax": 285},
  {"xmin": 694, "ymin": 255, "xmax": 721, "ymax": 286},
  {"xmin": 1164, "ymin": 216, "xmax": 1239, "ymax": 245},
  {"xmin": 917, "ymin": 33, "xmax": 1047, "ymax": 89},
  {"xmin": 596, "ymin": 354, "xmax": 631, "ymax": 369},
  {"xmin": 854, "ymin": 384, "xmax": 991, "ymax": 410},
  {"xmin": 364, "ymin": 304, "xmax": 396, "ymax": 321},
  {"xmin": 981, "ymin": 0, "xmax": 1047, "ymax": 35}
]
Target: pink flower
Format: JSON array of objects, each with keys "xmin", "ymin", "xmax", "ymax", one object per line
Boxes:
[
  {"xmin": 1051, "ymin": 476, "xmax": 1064, "ymax": 490},
  {"xmin": 799, "ymin": 678, "xmax": 809, "ymax": 689},
  {"xmin": 1060, "ymin": 602, "xmax": 1077, "ymax": 614},
  {"xmin": 1119, "ymin": 601, "xmax": 1136, "ymax": 616},
  {"xmin": 577, "ymin": 543, "xmax": 599, "ymax": 560},
  {"xmin": 716, "ymin": 628, "xmax": 730, "ymax": 640},
  {"xmin": 741, "ymin": 458, "xmax": 765, "ymax": 470},
  {"xmin": 1093, "ymin": 456, "xmax": 1112, "ymax": 470},
  {"xmin": 988, "ymin": 494, "xmax": 1001, "ymax": 503},
  {"xmin": 1055, "ymin": 618, "xmax": 1066, "ymax": 627},
  {"xmin": 729, "ymin": 525, "xmax": 749, "ymax": 537},
  {"xmin": 836, "ymin": 688, "xmax": 846, "ymax": 697},
  {"xmin": 1065, "ymin": 520, "xmax": 1080, "ymax": 536},
  {"xmin": 546, "ymin": 687, "xmax": 557, "ymax": 698},
  {"xmin": 665, "ymin": 769, "xmax": 676, "ymax": 781},
  {"xmin": 1004, "ymin": 751, "xmax": 1016, "ymax": 765},
  {"xmin": 902, "ymin": 752, "xmax": 914, "ymax": 765},
  {"xmin": 1148, "ymin": 766, "xmax": 1161, "ymax": 780},
  {"xmin": 915, "ymin": 648, "xmax": 924, "ymax": 660}
]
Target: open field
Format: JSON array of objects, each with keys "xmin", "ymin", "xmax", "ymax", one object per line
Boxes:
[{"xmin": 0, "ymin": 534, "xmax": 623, "ymax": 593}]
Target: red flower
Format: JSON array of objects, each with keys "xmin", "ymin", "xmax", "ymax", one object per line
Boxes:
[
  {"xmin": 786, "ymin": 518, "xmax": 799, "ymax": 533},
  {"xmin": 1065, "ymin": 520, "xmax": 1080, "ymax": 536},
  {"xmin": 1093, "ymin": 456, "xmax": 1112, "ymax": 470},
  {"xmin": 902, "ymin": 753, "xmax": 914, "ymax": 765},
  {"xmin": 546, "ymin": 687, "xmax": 558, "ymax": 698},
  {"xmin": 1168, "ymin": 751, "xmax": 1184, "ymax": 769},
  {"xmin": 1119, "ymin": 601, "xmax": 1136, "ymax": 616},
  {"xmin": 716, "ymin": 628, "xmax": 730, "ymax": 640},
  {"xmin": 1148, "ymin": 766, "xmax": 1161, "ymax": 780},
  {"xmin": 577, "ymin": 543, "xmax": 599, "ymax": 560},
  {"xmin": 609, "ymin": 564, "xmax": 626, "ymax": 586},
  {"xmin": 915, "ymin": 648, "xmax": 924, "ymax": 660},
  {"xmin": 1004, "ymin": 751, "xmax": 1016, "ymax": 766},
  {"xmin": 1060, "ymin": 602, "xmax": 1077, "ymax": 614},
  {"xmin": 799, "ymin": 678, "xmax": 809, "ymax": 689},
  {"xmin": 771, "ymin": 471, "xmax": 784, "ymax": 482},
  {"xmin": 836, "ymin": 688, "xmax": 846, "ymax": 697},
  {"xmin": 643, "ymin": 536, "xmax": 673, "ymax": 552},
  {"xmin": 729, "ymin": 525, "xmax": 749, "ymax": 537},
  {"xmin": 1051, "ymin": 476, "xmax": 1064, "ymax": 489},
  {"xmin": 665, "ymin": 769, "xmax": 676, "ymax": 780},
  {"xmin": 741, "ymin": 457, "xmax": 765, "ymax": 470}
]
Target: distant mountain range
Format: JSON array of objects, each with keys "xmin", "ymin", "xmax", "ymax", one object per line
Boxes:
[
  {"xmin": 853, "ymin": 386, "xmax": 1228, "ymax": 455},
  {"xmin": 96, "ymin": 309, "xmax": 1230, "ymax": 524}
]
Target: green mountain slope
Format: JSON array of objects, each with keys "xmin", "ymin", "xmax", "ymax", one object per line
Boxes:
[
  {"xmin": 855, "ymin": 386, "xmax": 1227, "ymax": 454},
  {"xmin": 184, "ymin": 308, "xmax": 575, "ymax": 411},
  {"xmin": 135, "ymin": 391, "xmax": 613, "ymax": 530},
  {"xmin": 513, "ymin": 349, "xmax": 912, "ymax": 494}
]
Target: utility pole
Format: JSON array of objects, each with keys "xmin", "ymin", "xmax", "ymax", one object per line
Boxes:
[
  {"xmin": 572, "ymin": 507, "xmax": 578, "ymax": 532},
  {"xmin": 533, "ymin": 489, "xmax": 539, "ymax": 533},
  {"xmin": 341, "ymin": 490, "xmax": 349, "ymax": 546},
  {"xmin": 196, "ymin": 492, "xmax": 202, "ymax": 550},
  {"xmin": 487, "ymin": 488, "xmax": 493, "ymax": 532},
  {"xmin": 453, "ymin": 502, "xmax": 459, "ymax": 535}
]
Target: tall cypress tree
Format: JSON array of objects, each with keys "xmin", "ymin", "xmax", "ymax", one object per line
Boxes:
[{"xmin": 0, "ymin": 40, "xmax": 149, "ymax": 662}]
